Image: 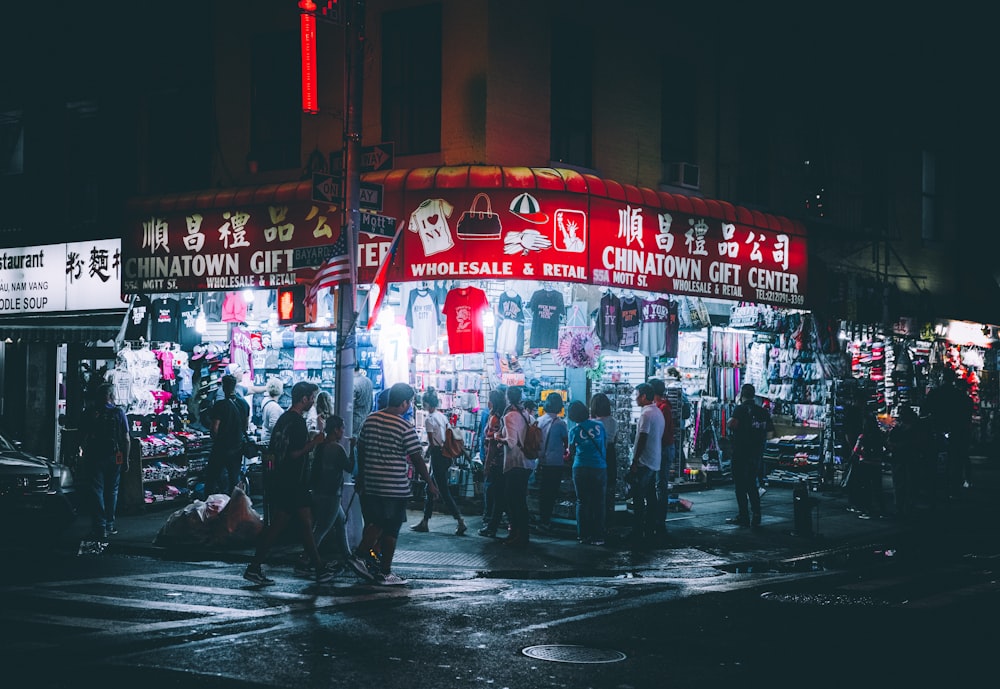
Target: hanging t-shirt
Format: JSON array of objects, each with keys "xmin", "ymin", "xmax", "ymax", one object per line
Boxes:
[
  {"xmin": 377, "ymin": 320, "xmax": 411, "ymax": 387},
  {"xmin": 664, "ymin": 299, "xmax": 680, "ymax": 358},
  {"xmin": 201, "ymin": 293, "xmax": 224, "ymax": 321},
  {"xmin": 496, "ymin": 291, "xmax": 525, "ymax": 355},
  {"xmin": 124, "ymin": 294, "xmax": 152, "ymax": 341},
  {"xmin": 177, "ymin": 296, "xmax": 201, "ymax": 350},
  {"xmin": 221, "ymin": 291, "xmax": 248, "ymax": 323},
  {"xmin": 619, "ymin": 295, "xmax": 642, "ymax": 352},
  {"xmin": 149, "ymin": 296, "xmax": 179, "ymax": 343},
  {"xmin": 639, "ymin": 297, "xmax": 671, "ymax": 358},
  {"xmin": 528, "ymin": 288, "xmax": 565, "ymax": 349},
  {"xmin": 230, "ymin": 325, "xmax": 253, "ymax": 375},
  {"xmin": 593, "ymin": 292, "xmax": 622, "ymax": 352},
  {"xmin": 407, "ymin": 198, "xmax": 455, "ymax": 257},
  {"xmin": 442, "ymin": 286, "xmax": 489, "ymax": 354},
  {"xmin": 405, "ymin": 287, "xmax": 439, "ymax": 351}
]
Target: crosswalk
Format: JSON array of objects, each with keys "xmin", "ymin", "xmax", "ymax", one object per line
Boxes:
[{"xmin": 0, "ymin": 565, "xmax": 505, "ymax": 653}]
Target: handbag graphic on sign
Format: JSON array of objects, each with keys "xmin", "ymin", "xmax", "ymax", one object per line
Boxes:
[{"xmin": 456, "ymin": 193, "xmax": 502, "ymax": 240}]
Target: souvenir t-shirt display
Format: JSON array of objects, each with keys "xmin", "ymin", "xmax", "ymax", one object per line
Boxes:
[
  {"xmin": 442, "ymin": 285, "xmax": 489, "ymax": 354},
  {"xmin": 496, "ymin": 290, "xmax": 525, "ymax": 355},
  {"xmin": 124, "ymin": 294, "xmax": 152, "ymax": 341},
  {"xmin": 230, "ymin": 325, "xmax": 253, "ymax": 375},
  {"xmin": 177, "ymin": 296, "xmax": 201, "ymax": 350},
  {"xmin": 406, "ymin": 286, "xmax": 440, "ymax": 351},
  {"xmin": 528, "ymin": 287, "xmax": 565, "ymax": 349},
  {"xmin": 619, "ymin": 295, "xmax": 641, "ymax": 352},
  {"xmin": 221, "ymin": 291, "xmax": 248, "ymax": 323},
  {"xmin": 664, "ymin": 298, "xmax": 680, "ymax": 358},
  {"xmin": 149, "ymin": 296, "xmax": 179, "ymax": 343},
  {"xmin": 639, "ymin": 297, "xmax": 671, "ymax": 358},
  {"xmin": 593, "ymin": 291, "xmax": 622, "ymax": 352}
]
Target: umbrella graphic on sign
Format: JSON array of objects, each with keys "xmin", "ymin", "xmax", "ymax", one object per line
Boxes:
[{"xmin": 509, "ymin": 193, "xmax": 549, "ymax": 224}]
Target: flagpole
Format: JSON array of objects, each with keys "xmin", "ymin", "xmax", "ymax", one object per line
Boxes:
[{"xmin": 335, "ymin": 0, "xmax": 366, "ymax": 441}]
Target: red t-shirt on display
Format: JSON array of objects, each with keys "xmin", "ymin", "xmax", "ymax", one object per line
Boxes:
[{"xmin": 442, "ymin": 286, "xmax": 489, "ymax": 354}]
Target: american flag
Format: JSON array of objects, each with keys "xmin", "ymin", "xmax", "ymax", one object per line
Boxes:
[{"xmin": 308, "ymin": 229, "xmax": 350, "ymax": 299}]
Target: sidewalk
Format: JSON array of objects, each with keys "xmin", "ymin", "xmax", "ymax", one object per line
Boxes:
[{"xmin": 61, "ymin": 456, "xmax": 995, "ymax": 578}]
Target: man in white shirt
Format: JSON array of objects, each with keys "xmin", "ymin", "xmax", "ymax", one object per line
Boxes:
[{"xmin": 628, "ymin": 383, "xmax": 664, "ymax": 544}]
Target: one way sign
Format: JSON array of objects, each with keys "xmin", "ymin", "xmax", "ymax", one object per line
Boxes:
[
  {"xmin": 312, "ymin": 173, "xmax": 384, "ymax": 212},
  {"xmin": 329, "ymin": 142, "xmax": 395, "ymax": 174}
]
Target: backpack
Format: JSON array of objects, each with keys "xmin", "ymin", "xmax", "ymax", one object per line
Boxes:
[
  {"xmin": 519, "ymin": 412, "xmax": 544, "ymax": 460},
  {"xmin": 85, "ymin": 406, "xmax": 122, "ymax": 457}
]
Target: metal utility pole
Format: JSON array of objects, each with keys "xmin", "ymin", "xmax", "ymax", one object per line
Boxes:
[{"xmin": 335, "ymin": 0, "xmax": 366, "ymax": 439}]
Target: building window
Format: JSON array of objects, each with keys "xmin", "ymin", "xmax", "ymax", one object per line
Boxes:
[
  {"xmin": 1, "ymin": 109, "xmax": 24, "ymax": 176},
  {"xmin": 660, "ymin": 61, "xmax": 697, "ymax": 180},
  {"xmin": 381, "ymin": 4, "xmax": 441, "ymax": 156},
  {"xmin": 64, "ymin": 100, "xmax": 100, "ymax": 223},
  {"xmin": 251, "ymin": 32, "xmax": 301, "ymax": 172},
  {"xmin": 550, "ymin": 22, "xmax": 592, "ymax": 167}
]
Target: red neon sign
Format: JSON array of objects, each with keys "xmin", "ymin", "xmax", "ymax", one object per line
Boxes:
[{"xmin": 299, "ymin": 0, "xmax": 318, "ymax": 114}]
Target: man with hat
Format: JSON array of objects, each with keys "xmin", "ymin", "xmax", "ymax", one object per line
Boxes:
[{"xmin": 536, "ymin": 392, "xmax": 569, "ymax": 531}]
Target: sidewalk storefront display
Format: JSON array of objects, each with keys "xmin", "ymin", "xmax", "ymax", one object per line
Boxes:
[{"xmin": 120, "ymin": 166, "xmax": 815, "ymax": 521}]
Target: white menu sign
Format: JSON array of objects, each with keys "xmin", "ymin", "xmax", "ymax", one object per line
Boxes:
[{"xmin": 0, "ymin": 239, "xmax": 126, "ymax": 314}]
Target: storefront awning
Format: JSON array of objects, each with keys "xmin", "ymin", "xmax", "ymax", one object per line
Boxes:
[
  {"xmin": 123, "ymin": 166, "xmax": 809, "ymax": 308},
  {"xmin": 0, "ymin": 310, "xmax": 127, "ymax": 344}
]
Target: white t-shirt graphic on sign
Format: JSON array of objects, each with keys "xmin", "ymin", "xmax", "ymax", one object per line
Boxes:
[{"xmin": 408, "ymin": 198, "xmax": 455, "ymax": 256}]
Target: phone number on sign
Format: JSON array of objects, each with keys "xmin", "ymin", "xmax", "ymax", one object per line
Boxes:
[{"xmin": 755, "ymin": 289, "xmax": 805, "ymax": 306}]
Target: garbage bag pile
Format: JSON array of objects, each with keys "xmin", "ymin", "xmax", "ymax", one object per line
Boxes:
[{"xmin": 154, "ymin": 487, "xmax": 262, "ymax": 548}]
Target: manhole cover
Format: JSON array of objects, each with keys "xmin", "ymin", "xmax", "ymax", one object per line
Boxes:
[{"xmin": 522, "ymin": 645, "xmax": 626, "ymax": 664}]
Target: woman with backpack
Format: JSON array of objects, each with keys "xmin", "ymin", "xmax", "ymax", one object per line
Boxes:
[
  {"xmin": 410, "ymin": 388, "xmax": 468, "ymax": 536},
  {"xmin": 498, "ymin": 386, "xmax": 536, "ymax": 547}
]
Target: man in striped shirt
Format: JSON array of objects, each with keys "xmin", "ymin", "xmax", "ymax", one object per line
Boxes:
[{"xmin": 347, "ymin": 383, "xmax": 438, "ymax": 586}]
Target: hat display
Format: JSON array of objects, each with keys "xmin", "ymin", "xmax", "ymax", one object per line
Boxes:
[{"xmin": 509, "ymin": 192, "xmax": 549, "ymax": 224}]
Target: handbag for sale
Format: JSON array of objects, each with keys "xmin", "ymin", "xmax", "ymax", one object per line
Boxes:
[{"xmin": 456, "ymin": 193, "xmax": 502, "ymax": 240}]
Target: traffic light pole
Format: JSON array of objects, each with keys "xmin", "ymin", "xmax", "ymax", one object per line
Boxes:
[{"xmin": 336, "ymin": 0, "xmax": 366, "ymax": 440}]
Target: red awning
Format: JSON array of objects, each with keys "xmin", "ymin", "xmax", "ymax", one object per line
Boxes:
[{"xmin": 125, "ymin": 165, "xmax": 807, "ymax": 238}]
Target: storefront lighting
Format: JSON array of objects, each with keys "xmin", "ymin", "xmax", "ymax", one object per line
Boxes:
[
  {"xmin": 838, "ymin": 329, "xmax": 848, "ymax": 341},
  {"xmin": 242, "ymin": 289, "xmax": 254, "ymax": 303},
  {"xmin": 483, "ymin": 310, "xmax": 495, "ymax": 328},
  {"xmin": 195, "ymin": 311, "xmax": 207, "ymax": 334}
]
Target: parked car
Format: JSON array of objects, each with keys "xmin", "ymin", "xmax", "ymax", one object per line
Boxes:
[{"xmin": 0, "ymin": 430, "xmax": 77, "ymax": 537}]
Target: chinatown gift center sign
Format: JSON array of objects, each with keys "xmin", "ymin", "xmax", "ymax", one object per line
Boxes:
[
  {"xmin": 124, "ymin": 186, "xmax": 807, "ymax": 309},
  {"xmin": 362, "ymin": 187, "xmax": 808, "ymax": 308},
  {"xmin": 121, "ymin": 204, "xmax": 350, "ymax": 293},
  {"xmin": 0, "ymin": 239, "xmax": 128, "ymax": 315}
]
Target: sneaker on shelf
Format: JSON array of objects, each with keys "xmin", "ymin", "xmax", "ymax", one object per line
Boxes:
[
  {"xmin": 346, "ymin": 554, "xmax": 376, "ymax": 582},
  {"xmin": 243, "ymin": 565, "xmax": 276, "ymax": 586},
  {"xmin": 376, "ymin": 572, "xmax": 409, "ymax": 586}
]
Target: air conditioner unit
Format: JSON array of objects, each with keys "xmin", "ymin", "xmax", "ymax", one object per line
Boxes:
[{"xmin": 667, "ymin": 162, "xmax": 700, "ymax": 190}]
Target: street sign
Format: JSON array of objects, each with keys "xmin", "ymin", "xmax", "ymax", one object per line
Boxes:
[
  {"xmin": 329, "ymin": 142, "xmax": 395, "ymax": 174},
  {"xmin": 312, "ymin": 172, "xmax": 340, "ymax": 204},
  {"xmin": 311, "ymin": 173, "xmax": 383, "ymax": 212},
  {"xmin": 358, "ymin": 212, "xmax": 398, "ymax": 237}
]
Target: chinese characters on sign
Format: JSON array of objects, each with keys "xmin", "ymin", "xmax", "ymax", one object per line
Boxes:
[{"xmin": 0, "ymin": 240, "xmax": 126, "ymax": 314}]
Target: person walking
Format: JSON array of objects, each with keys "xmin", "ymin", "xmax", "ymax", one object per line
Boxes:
[
  {"xmin": 207, "ymin": 374, "xmax": 250, "ymax": 496},
  {"xmin": 888, "ymin": 405, "xmax": 923, "ymax": 518},
  {"xmin": 81, "ymin": 383, "xmax": 130, "ymax": 539},
  {"xmin": 294, "ymin": 415, "xmax": 355, "ymax": 576},
  {"xmin": 567, "ymin": 400, "xmax": 607, "ymax": 545},
  {"xmin": 498, "ymin": 386, "xmax": 535, "ymax": 547},
  {"xmin": 347, "ymin": 383, "xmax": 438, "ymax": 586},
  {"xmin": 479, "ymin": 387, "xmax": 509, "ymax": 538},
  {"xmin": 852, "ymin": 413, "xmax": 887, "ymax": 520},
  {"xmin": 352, "ymin": 365, "xmax": 374, "ymax": 436},
  {"xmin": 726, "ymin": 383, "xmax": 775, "ymax": 527},
  {"xmin": 243, "ymin": 381, "xmax": 336, "ymax": 586},
  {"xmin": 410, "ymin": 388, "xmax": 468, "ymax": 536},
  {"xmin": 627, "ymin": 383, "xmax": 663, "ymax": 544},
  {"xmin": 307, "ymin": 390, "xmax": 333, "ymax": 437},
  {"xmin": 258, "ymin": 378, "xmax": 285, "ymax": 444},
  {"xmin": 536, "ymin": 392, "xmax": 569, "ymax": 532},
  {"xmin": 647, "ymin": 378, "xmax": 675, "ymax": 538},
  {"xmin": 590, "ymin": 392, "xmax": 618, "ymax": 516}
]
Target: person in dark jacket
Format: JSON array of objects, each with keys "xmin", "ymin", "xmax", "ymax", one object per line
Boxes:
[
  {"xmin": 81, "ymin": 383, "xmax": 130, "ymax": 540},
  {"xmin": 888, "ymin": 405, "xmax": 924, "ymax": 518},
  {"xmin": 206, "ymin": 374, "xmax": 250, "ymax": 496},
  {"xmin": 726, "ymin": 384, "xmax": 774, "ymax": 527},
  {"xmin": 852, "ymin": 413, "xmax": 887, "ymax": 519}
]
